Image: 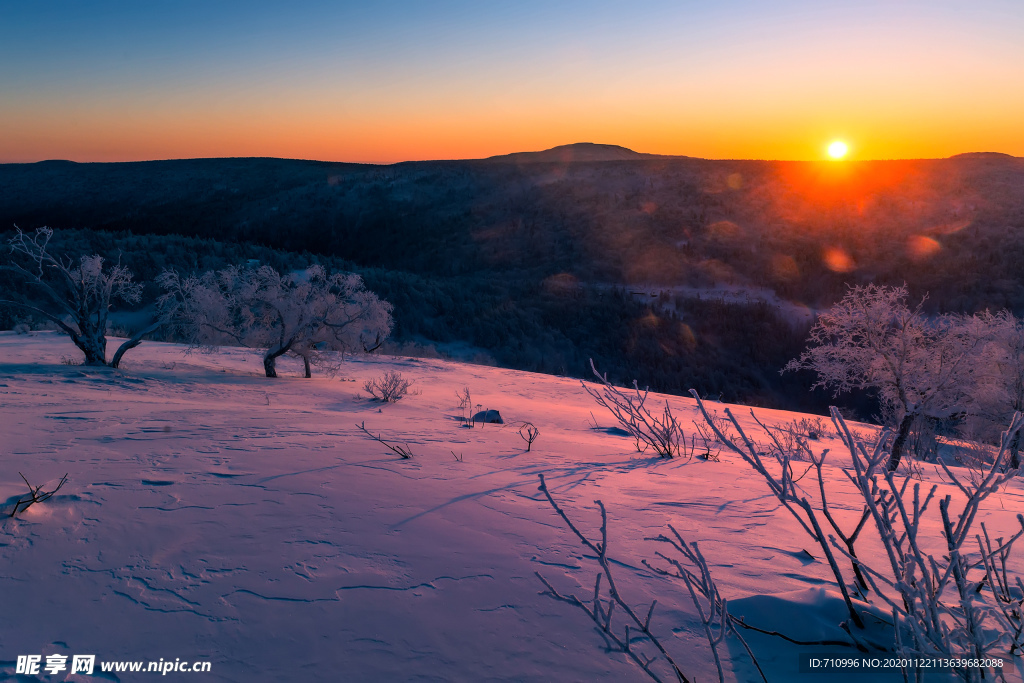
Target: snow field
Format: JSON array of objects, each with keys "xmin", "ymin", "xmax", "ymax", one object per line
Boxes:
[{"xmin": 1, "ymin": 332, "xmax": 1022, "ymax": 682}]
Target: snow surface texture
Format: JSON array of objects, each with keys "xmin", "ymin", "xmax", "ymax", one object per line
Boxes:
[{"xmin": 1, "ymin": 332, "xmax": 1022, "ymax": 682}]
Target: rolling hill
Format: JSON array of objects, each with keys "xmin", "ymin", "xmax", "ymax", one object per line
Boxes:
[{"xmin": 1, "ymin": 332, "xmax": 1020, "ymax": 681}]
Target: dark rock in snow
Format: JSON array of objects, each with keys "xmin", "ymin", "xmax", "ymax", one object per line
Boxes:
[{"xmin": 472, "ymin": 409, "xmax": 503, "ymax": 424}]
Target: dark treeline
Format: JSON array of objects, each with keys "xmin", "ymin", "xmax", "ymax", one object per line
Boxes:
[
  {"xmin": 2, "ymin": 152, "xmax": 1024, "ymax": 313},
  {"xmin": 0, "ymin": 229, "xmax": 828, "ymax": 413}
]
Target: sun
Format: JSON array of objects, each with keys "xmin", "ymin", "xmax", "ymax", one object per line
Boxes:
[{"xmin": 827, "ymin": 140, "xmax": 849, "ymax": 160}]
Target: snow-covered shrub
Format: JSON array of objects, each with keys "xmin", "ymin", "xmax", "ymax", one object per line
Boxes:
[
  {"xmin": 363, "ymin": 370, "xmax": 412, "ymax": 402},
  {"xmin": 584, "ymin": 359, "xmax": 686, "ymax": 458},
  {"xmin": 760, "ymin": 421, "xmax": 812, "ymax": 462},
  {"xmin": 690, "ymin": 420, "xmax": 724, "ymax": 461},
  {"xmin": 759, "ymin": 417, "xmax": 832, "ymax": 463},
  {"xmin": 690, "ymin": 391, "xmax": 872, "ymax": 628},
  {"xmin": 833, "ymin": 411, "xmax": 1024, "ymax": 680},
  {"xmin": 950, "ymin": 430, "xmax": 1002, "ymax": 490},
  {"xmin": 692, "ymin": 391, "xmax": 1024, "ymax": 680},
  {"xmin": 792, "ymin": 416, "xmax": 829, "ymax": 440},
  {"xmin": 158, "ymin": 264, "xmax": 392, "ymax": 378},
  {"xmin": 0, "ymin": 227, "xmax": 160, "ymax": 367},
  {"xmin": 784, "ymin": 284, "xmax": 994, "ymax": 471}
]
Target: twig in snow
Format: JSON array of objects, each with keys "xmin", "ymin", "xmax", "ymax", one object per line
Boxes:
[
  {"xmin": 356, "ymin": 422, "xmax": 414, "ymax": 459},
  {"xmin": 10, "ymin": 472, "xmax": 68, "ymax": 517},
  {"xmin": 518, "ymin": 422, "xmax": 539, "ymax": 452}
]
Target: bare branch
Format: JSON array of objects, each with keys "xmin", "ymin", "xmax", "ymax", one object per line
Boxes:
[
  {"xmin": 10, "ymin": 473, "xmax": 68, "ymax": 517},
  {"xmin": 355, "ymin": 422, "xmax": 413, "ymax": 459},
  {"xmin": 536, "ymin": 473, "xmax": 691, "ymax": 683}
]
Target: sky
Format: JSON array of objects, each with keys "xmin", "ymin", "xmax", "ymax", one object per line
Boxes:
[{"xmin": 2, "ymin": 1, "xmax": 1023, "ymax": 163}]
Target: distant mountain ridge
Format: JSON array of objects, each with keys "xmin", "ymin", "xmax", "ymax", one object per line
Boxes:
[
  {"xmin": 483, "ymin": 142, "xmax": 677, "ymax": 163},
  {"xmin": 11, "ymin": 145, "xmax": 1020, "ymax": 167},
  {"xmin": 2, "ymin": 148, "xmax": 1024, "ymax": 318}
]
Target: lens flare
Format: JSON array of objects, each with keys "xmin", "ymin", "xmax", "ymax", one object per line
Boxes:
[
  {"xmin": 908, "ymin": 235, "xmax": 941, "ymax": 260},
  {"xmin": 824, "ymin": 246, "xmax": 855, "ymax": 272}
]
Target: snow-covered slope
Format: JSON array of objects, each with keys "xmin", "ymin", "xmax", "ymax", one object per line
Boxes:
[{"xmin": 1, "ymin": 333, "xmax": 1021, "ymax": 682}]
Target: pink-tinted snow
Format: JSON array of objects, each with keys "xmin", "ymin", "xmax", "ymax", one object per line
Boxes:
[{"xmin": 1, "ymin": 332, "xmax": 1021, "ymax": 682}]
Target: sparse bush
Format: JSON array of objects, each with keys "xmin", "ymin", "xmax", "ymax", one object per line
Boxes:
[
  {"xmin": 536, "ymin": 475, "xmax": 693, "ymax": 682},
  {"xmin": 760, "ymin": 421, "xmax": 806, "ymax": 461},
  {"xmin": 952, "ymin": 440, "xmax": 998, "ymax": 489},
  {"xmin": 518, "ymin": 422, "xmax": 539, "ymax": 451},
  {"xmin": 706, "ymin": 412, "xmax": 737, "ymax": 444},
  {"xmin": 455, "ymin": 387, "xmax": 473, "ymax": 424},
  {"xmin": 792, "ymin": 416, "xmax": 829, "ymax": 440},
  {"xmin": 364, "ymin": 370, "xmax": 413, "ymax": 402},
  {"xmin": 759, "ymin": 417, "xmax": 830, "ymax": 463},
  {"xmin": 690, "ymin": 421, "xmax": 723, "ymax": 461},
  {"xmin": 947, "ymin": 423, "xmax": 1006, "ymax": 489},
  {"xmin": 584, "ymin": 359, "xmax": 685, "ymax": 458}
]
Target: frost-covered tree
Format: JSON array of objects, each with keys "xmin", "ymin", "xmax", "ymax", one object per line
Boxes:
[
  {"xmin": 157, "ymin": 264, "xmax": 392, "ymax": 378},
  {"xmin": 972, "ymin": 310, "xmax": 1024, "ymax": 469},
  {"xmin": 785, "ymin": 284, "xmax": 993, "ymax": 470},
  {"xmin": 0, "ymin": 227, "xmax": 160, "ymax": 367}
]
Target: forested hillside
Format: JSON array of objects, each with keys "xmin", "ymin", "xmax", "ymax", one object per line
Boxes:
[
  {"xmin": 2, "ymin": 148, "xmax": 1023, "ymax": 414},
  {"xmin": 0, "ymin": 229, "xmax": 820, "ymax": 411},
  {"xmin": 2, "ymin": 151, "xmax": 1023, "ymax": 310}
]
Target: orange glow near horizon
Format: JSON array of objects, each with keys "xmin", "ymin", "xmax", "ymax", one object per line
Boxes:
[
  {"xmin": 3, "ymin": 4, "xmax": 1023, "ymax": 164},
  {"xmin": 3, "ymin": 56, "xmax": 1024, "ymax": 164},
  {"xmin": 4, "ymin": 104, "xmax": 1023, "ymax": 164}
]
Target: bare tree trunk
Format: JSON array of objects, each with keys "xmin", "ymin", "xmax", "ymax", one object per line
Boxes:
[
  {"xmin": 110, "ymin": 321, "xmax": 162, "ymax": 369},
  {"xmin": 887, "ymin": 412, "xmax": 916, "ymax": 472},
  {"xmin": 263, "ymin": 346, "xmax": 289, "ymax": 378},
  {"xmin": 79, "ymin": 330, "xmax": 107, "ymax": 366},
  {"xmin": 302, "ymin": 355, "xmax": 312, "ymax": 378},
  {"xmin": 362, "ymin": 333, "xmax": 383, "ymax": 353},
  {"xmin": 1010, "ymin": 431, "xmax": 1021, "ymax": 470}
]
